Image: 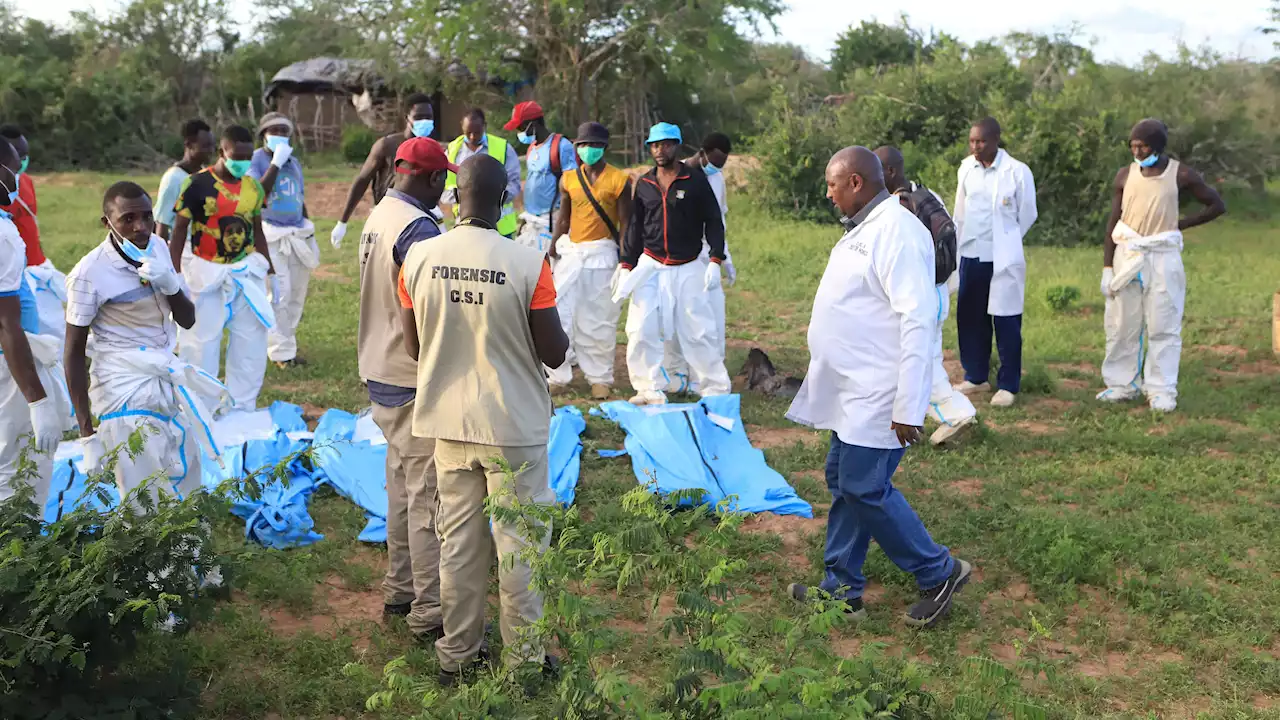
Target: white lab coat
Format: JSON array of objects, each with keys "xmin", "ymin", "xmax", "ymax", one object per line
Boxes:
[
  {"xmin": 787, "ymin": 199, "xmax": 936, "ymax": 449},
  {"xmin": 953, "ymin": 149, "xmax": 1037, "ymax": 316}
]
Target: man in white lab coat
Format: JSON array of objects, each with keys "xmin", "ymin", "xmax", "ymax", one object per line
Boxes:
[
  {"xmin": 952, "ymin": 117, "xmax": 1037, "ymax": 408},
  {"xmin": 786, "ymin": 146, "xmax": 972, "ymax": 629}
]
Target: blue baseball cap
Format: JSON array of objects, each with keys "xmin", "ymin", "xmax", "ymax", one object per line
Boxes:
[{"xmin": 645, "ymin": 122, "xmax": 683, "ymax": 145}]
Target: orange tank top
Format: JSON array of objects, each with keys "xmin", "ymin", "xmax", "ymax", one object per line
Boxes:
[{"xmin": 562, "ymin": 163, "xmax": 628, "ymax": 243}]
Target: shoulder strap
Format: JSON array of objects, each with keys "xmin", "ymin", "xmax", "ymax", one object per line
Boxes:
[
  {"xmin": 549, "ymin": 134, "xmax": 564, "ymax": 177},
  {"xmin": 574, "ymin": 165, "xmax": 620, "ymax": 242}
]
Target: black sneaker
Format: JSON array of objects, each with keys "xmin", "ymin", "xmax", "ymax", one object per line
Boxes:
[
  {"xmin": 383, "ymin": 602, "xmax": 412, "ymax": 617},
  {"xmin": 788, "ymin": 583, "xmax": 868, "ymax": 620},
  {"xmin": 904, "ymin": 559, "xmax": 972, "ymax": 628}
]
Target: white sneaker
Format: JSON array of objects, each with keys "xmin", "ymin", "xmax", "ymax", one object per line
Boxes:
[
  {"xmin": 990, "ymin": 390, "xmax": 1016, "ymax": 407},
  {"xmin": 1148, "ymin": 395, "xmax": 1176, "ymax": 412},
  {"xmin": 953, "ymin": 381, "xmax": 990, "ymax": 395},
  {"xmin": 930, "ymin": 415, "xmax": 977, "ymax": 446},
  {"xmin": 628, "ymin": 391, "xmax": 668, "ymax": 406},
  {"xmin": 1096, "ymin": 387, "xmax": 1140, "ymax": 403}
]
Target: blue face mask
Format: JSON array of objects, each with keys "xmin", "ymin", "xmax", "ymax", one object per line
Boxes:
[
  {"xmin": 108, "ymin": 221, "xmax": 152, "ymax": 263},
  {"xmin": 1137, "ymin": 153, "xmax": 1160, "ymax": 168},
  {"xmin": 264, "ymin": 135, "xmax": 290, "ymax": 153},
  {"xmin": 703, "ymin": 162, "xmax": 721, "ymax": 176},
  {"xmin": 18, "ymin": 157, "xmax": 29, "ymax": 175},
  {"xmin": 412, "ymin": 119, "xmax": 434, "ymax": 138},
  {"xmin": 516, "ymin": 131, "xmax": 535, "ymax": 145},
  {"xmin": 0, "ymin": 170, "xmax": 16, "ymax": 204}
]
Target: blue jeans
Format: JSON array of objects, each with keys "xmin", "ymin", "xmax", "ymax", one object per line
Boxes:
[
  {"xmin": 819, "ymin": 434, "xmax": 954, "ymax": 600},
  {"xmin": 957, "ymin": 257, "xmax": 1022, "ymax": 393}
]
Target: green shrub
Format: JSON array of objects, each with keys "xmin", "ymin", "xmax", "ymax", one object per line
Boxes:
[
  {"xmin": 0, "ymin": 442, "xmax": 221, "ymax": 719},
  {"xmin": 1044, "ymin": 285, "xmax": 1081, "ymax": 312},
  {"xmin": 340, "ymin": 125, "xmax": 380, "ymax": 164}
]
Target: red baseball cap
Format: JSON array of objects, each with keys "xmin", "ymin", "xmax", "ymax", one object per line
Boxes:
[
  {"xmin": 503, "ymin": 101, "xmax": 544, "ymax": 131},
  {"xmin": 395, "ymin": 137, "xmax": 457, "ymax": 175}
]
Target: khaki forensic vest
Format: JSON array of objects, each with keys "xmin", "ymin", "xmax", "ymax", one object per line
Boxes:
[
  {"xmin": 358, "ymin": 194, "xmax": 436, "ymax": 389},
  {"xmin": 1121, "ymin": 159, "xmax": 1181, "ymax": 238},
  {"xmin": 400, "ymin": 224, "xmax": 552, "ymax": 446}
]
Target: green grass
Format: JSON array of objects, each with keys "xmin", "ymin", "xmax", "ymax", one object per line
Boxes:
[{"xmin": 32, "ymin": 168, "xmax": 1280, "ymax": 718}]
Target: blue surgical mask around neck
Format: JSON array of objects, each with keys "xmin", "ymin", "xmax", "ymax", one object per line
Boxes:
[
  {"xmin": 412, "ymin": 119, "xmax": 434, "ymax": 138},
  {"xmin": 108, "ymin": 221, "xmax": 152, "ymax": 263},
  {"xmin": 1137, "ymin": 153, "xmax": 1160, "ymax": 168},
  {"xmin": 0, "ymin": 170, "xmax": 16, "ymax": 204},
  {"xmin": 703, "ymin": 162, "xmax": 721, "ymax": 176}
]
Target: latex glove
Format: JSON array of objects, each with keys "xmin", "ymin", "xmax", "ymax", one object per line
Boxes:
[
  {"xmin": 139, "ymin": 259, "xmax": 182, "ymax": 295},
  {"xmin": 723, "ymin": 257, "xmax": 737, "ymax": 288},
  {"xmin": 271, "ymin": 142, "xmax": 293, "ymax": 168},
  {"xmin": 269, "ymin": 275, "xmax": 281, "ymax": 306},
  {"xmin": 330, "ymin": 222, "xmax": 347, "ymax": 250},
  {"xmin": 81, "ymin": 434, "xmax": 105, "ymax": 474},
  {"xmin": 610, "ymin": 267, "xmax": 631, "ymax": 303},
  {"xmin": 1100, "ymin": 267, "xmax": 1115, "ymax": 299},
  {"xmin": 27, "ymin": 397, "xmax": 62, "ymax": 455},
  {"xmin": 703, "ymin": 261, "xmax": 721, "ymax": 292}
]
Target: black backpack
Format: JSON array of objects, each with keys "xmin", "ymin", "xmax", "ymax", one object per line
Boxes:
[{"xmin": 900, "ymin": 183, "xmax": 957, "ymax": 286}]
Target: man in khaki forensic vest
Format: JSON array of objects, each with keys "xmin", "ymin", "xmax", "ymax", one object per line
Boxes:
[
  {"xmin": 1097, "ymin": 118, "xmax": 1225, "ymax": 412},
  {"xmin": 397, "ymin": 153, "xmax": 568, "ymax": 686},
  {"xmin": 357, "ymin": 137, "xmax": 454, "ymax": 639}
]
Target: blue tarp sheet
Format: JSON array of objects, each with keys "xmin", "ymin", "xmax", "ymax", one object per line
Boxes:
[
  {"xmin": 593, "ymin": 395, "xmax": 813, "ymax": 518},
  {"xmin": 548, "ymin": 406, "xmax": 587, "ymax": 506},
  {"xmin": 38, "ymin": 402, "xmax": 589, "ymax": 549}
]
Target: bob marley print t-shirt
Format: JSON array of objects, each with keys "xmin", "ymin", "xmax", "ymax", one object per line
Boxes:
[{"xmin": 176, "ymin": 168, "xmax": 265, "ymax": 263}]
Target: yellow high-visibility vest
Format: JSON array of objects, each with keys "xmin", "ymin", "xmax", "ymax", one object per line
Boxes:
[{"xmin": 446, "ymin": 135, "xmax": 518, "ymax": 236}]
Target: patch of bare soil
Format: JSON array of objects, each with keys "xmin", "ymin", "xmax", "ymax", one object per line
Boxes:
[
  {"xmin": 1202, "ymin": 344, "xmax": 1248, "ymax": 359},
  {"xmin": 739, "ymin": 512, "xmax": 824, "ymax": 569},
  {"xmin": 946, "ymin": 478, "xmax": 985, "ymax": 497},
  {"xmin": 299, "ymin": 402, "xmax": 327, "ymax": 430},
  {"xmin": 830, "ymin": 633, "xmax": 896, "ymax": 659},
  {"xmin": 745, "ymin": 424, "xmax": 824, "ymax": 449},
  {"xmin": 308, "ymin": 181, "xmax": 371, "ymax": 221},
  {"xmin": 261, "ymin": 574, "xmax": 384, "ymax": 650},
  {"xmin": 1013, "ymin": 420, "xmax": 1061, "ymax": 435},
  {"xmin": 1048, "ymin": 361, "xmax": 1100, "ymax": 376},
  {"xmin": 1211, "ymin": 359, "xmax": 1280, "ymax": 378},
  {"xmin": 311, "ymin": 263, "xmax": 352, "ymax": 284}
]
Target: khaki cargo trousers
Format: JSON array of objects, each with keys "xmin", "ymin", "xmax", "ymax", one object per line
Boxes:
[
  {"xmin": 371, "ymin": 402, "xmax": 442, "ymax": 636},
  {"xmin": 432, "ymin": 440, "xmax": 554, "ymax": 672}
]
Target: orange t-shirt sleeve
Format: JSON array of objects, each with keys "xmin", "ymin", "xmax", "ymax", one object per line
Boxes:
[
  {"xmin": 397, "ymin": 266, "xmax": 413, "ymax": 309},
  {"xmin": 529, "ymin": 260, "xmax": 556, "ymax": 310}
]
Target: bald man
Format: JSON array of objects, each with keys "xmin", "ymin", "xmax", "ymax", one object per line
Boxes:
[
  {"xmin": 875, "ymin": 146, "xmax": 975, "ymax": 445},
  {"xmin": 398, "ymin": 153, "xmax": 567, "ymax": 686},
  {"xmin": 952, "ymin": 117, "xmax": 1037, "ymax": 408},
  {"xmin": 787, "ymin": 146, "xmax": 971, "ymax": 628},
  {"xmin": 1097, "ymin": 119, "xmax": 1224, "ymax": 412}
]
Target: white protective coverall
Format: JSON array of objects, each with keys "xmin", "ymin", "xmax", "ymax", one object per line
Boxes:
[
  {"xmin": 91, "ymin": 345, "xmax": 227, "ymax": 501},
  {"xmin": 1100, "ymin": 220, "xmax": 1185, "ymax": 399},
  {"xmin": 515, "ymin": 212, "xmax": 554, "ymax": 254},
  {"xmin": 545, "ymin": 235, "xmax": 621, "ymax": 386},
  {"xmin": 661, "ymin": 169, "xmax": 732, "ymax": 394},
  {"xmin": 0, "ymin": 331, "xmax": 71, "ymax": 509},
  {"xmin": 25, "ymin": 259, "xmax": 67, "ymax": 342},
  {"xmin": 179, "ymin": 250, "xmax": 275, "ymax": 412},
  {"xmin": 953, "ymin": 149, "xmax": 1038, "ymax": 317},
  {"xmin": 263, "ymin": 219, "xmax": 319, "ymax": 363},
  {"xmin": 928, "ymin": 280, "xmax": 977, "ymax": 427},
  {"xmin": 615, "ymin": 253, "xmax": 731, "ymax": 398}
]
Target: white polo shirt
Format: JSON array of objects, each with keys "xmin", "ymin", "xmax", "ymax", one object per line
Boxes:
[
  {"xmin": 787, "ymin": 193, "xmax": 936, "ymax": 449},
  {"xmin": 65, "ymin": 236, "xmax": 183, "ymax": 353}
]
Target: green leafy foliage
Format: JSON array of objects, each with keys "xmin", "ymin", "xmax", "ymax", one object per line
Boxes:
[
  {"xmin": 0, "ymin": 438, "xmax": 220, "ymax": 719},
  {"xmin": 1044, "ymin": 285, "xmax": 1081, "ymax": 313},
  {"xmin": 749, "ymin": 23, "xmax": 1279, "ymax": 245},
  {"xmin": 340, "ymin": 125, "xmax": 379, "ymax": 164}
]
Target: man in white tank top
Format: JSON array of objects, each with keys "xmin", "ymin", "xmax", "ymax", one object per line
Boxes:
[{"xmin": 1098, "ymin": 119, "xmax": 1226, "ymax": 412}]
